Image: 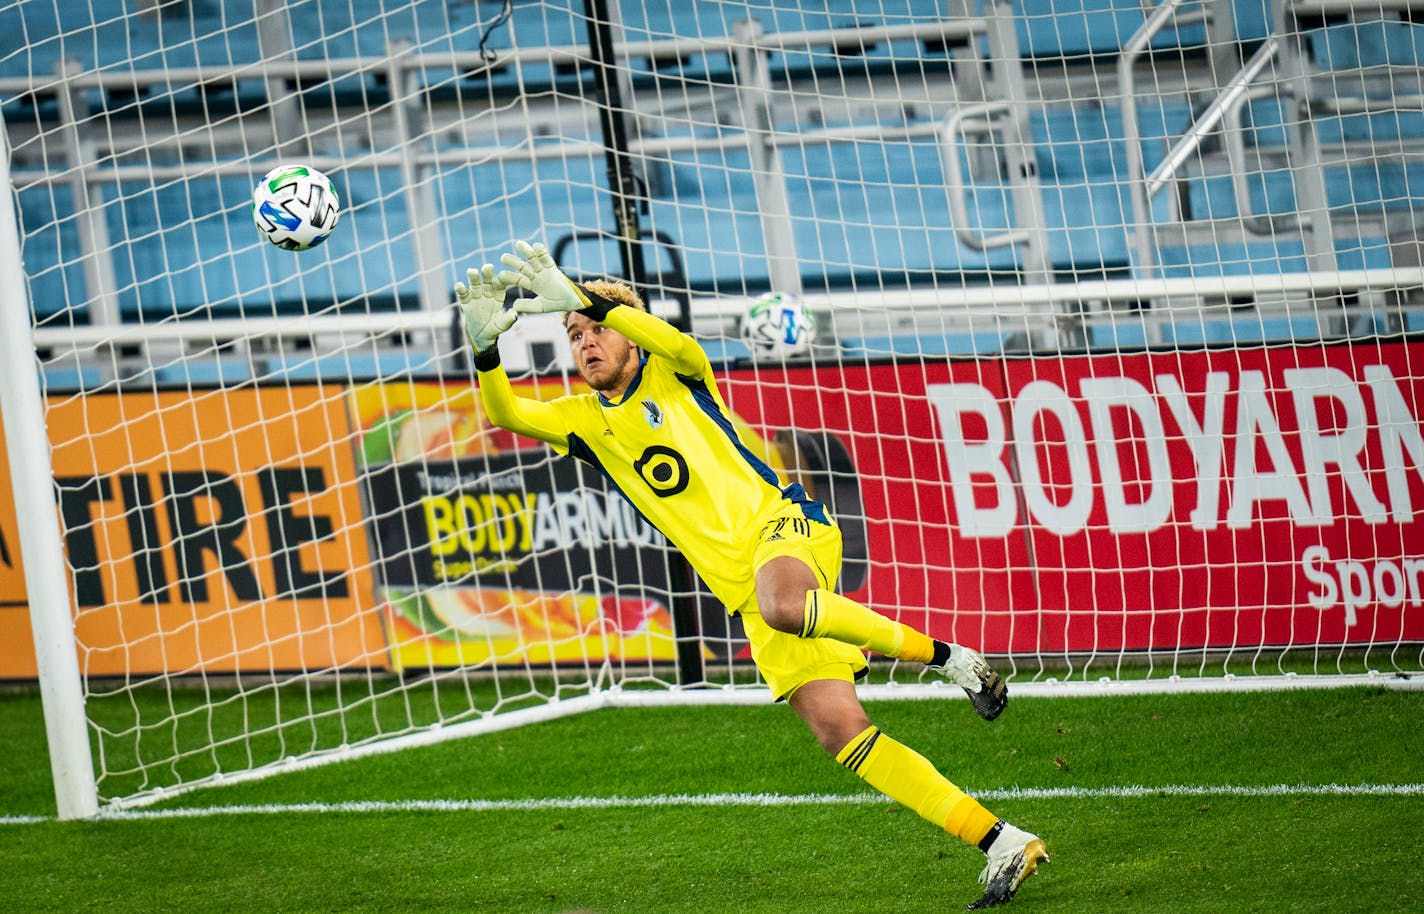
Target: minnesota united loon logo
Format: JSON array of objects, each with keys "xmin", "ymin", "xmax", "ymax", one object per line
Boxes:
[{"xmin": 641, "ymin": 397, "xmax": 664, "ymax": 429}]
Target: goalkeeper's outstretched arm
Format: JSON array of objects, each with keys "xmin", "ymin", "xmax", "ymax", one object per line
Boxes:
[
  {"xmin": 577, "ymin": 286, "xmax": 710, "ymax": 380},
  {"xmin": 472, "ymin": 348, "xmax": 569, "ymax": 449}
]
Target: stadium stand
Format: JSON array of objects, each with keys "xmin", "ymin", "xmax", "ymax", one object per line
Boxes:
[{"xmin": 4, "ymin": 0, "xmax": 1422, "ymax": 384}]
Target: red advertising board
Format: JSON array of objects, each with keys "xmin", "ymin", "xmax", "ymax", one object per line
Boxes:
[
  {"xmin": 720, "ymin": 358, "xmax": 1034, "ymax": 649},
  {"xmin": 720, "ymin": 340, "xmax": 1424, "ymax": 654},
  {"xmin": 3, "ymin": 340, "xmax": 1419, "ymax": 679}
]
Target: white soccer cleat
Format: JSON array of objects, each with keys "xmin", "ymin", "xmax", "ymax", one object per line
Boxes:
[
  {"xmin": 967, "ymin": 825, "xmax": 1048, "ymax": 910},
  {"xmin": 927, "ymin": 644, "xmax": 1008, "ymax": 721}
]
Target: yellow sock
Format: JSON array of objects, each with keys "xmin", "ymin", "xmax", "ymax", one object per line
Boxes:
[
  {"xmin": 801, "ymin": 589, "xmax": 935, "ymax": 662},
  {"xmin": 836, "ymin": 725, "xmax": 1000, "ymax": 847}
]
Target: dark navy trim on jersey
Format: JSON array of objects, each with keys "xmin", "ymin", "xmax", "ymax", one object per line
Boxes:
[
  {"xmin": 564, "ymin": 431, "xmax": 608, "ymax": 475},
  {"xmin": 679, "ymin": 374, "xmax": 781, "ymax": 487},
  {"xmin": 677, "ymin": 374, "xmax": 832, "ymax": 524},
  {"xmin": 780, "ymin": 482, "xmax": 829, "ymax": 524},
  {"xmin": 564, "ymin": 432, "xmax": 658, "ymax": 533},
  {"xmin": 579, "ymin": 357, "xmax": 831, "ymax": 531},
  {"xmin": 596, "ymin": 356, "xmax": 649, "ymax": 408}
]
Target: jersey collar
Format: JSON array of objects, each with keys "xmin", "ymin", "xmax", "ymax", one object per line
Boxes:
[{"xmin": 597, "ymin": 356, "xmax": 649, "ymax": 407}]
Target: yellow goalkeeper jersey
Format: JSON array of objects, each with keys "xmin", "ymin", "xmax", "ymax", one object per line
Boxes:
[{"xmin": 476, "ymin": 303, "xmax": 828, "ymax": 611}]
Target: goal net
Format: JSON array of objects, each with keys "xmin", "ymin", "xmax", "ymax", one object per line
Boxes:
[{"xmin": 2, "ymin": 0, "xmax": 1422, "ymax": 816}]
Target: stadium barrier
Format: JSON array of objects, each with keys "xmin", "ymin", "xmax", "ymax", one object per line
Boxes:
[{"xmin": 5, "ymin": 338, "xmax": 1421, "ymax": 679}]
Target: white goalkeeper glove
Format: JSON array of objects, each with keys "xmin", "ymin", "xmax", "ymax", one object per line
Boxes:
[
  {"xmin": 455, "ymin": 264, "xmax": 517, "ymax": 354},
  {"xmin": 498, "ymin": 240, "xmax": 591, "ymax": 314}
]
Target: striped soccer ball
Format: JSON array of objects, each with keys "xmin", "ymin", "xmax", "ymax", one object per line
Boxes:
[
  {"xmin": 252, "ymin": 164, "xmax": 341, "ymax": 251},
  {"xmin": 740, "ymin": 292, "xmax": 817, "ymax": 361}
]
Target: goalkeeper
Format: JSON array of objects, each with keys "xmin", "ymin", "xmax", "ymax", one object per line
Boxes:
[{"xmin": 460, "ymin": 241, "xmax": 1048, "ymax": 909}]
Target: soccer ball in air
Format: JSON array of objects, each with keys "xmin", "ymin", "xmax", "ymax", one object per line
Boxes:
[
  {"xmin": 252, "ymin": 164, "xmax": 341, "ymax": 251},
  {"xmin": 740, "ymin": 292, "xmax": 817, "ymax": 361}
]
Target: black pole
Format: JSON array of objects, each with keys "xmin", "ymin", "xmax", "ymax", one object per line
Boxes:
[
  {"xmin": 581, "ymin": 0, "xmax": 648, "ymax": 290},
  {"xmin": 582, "ymin": 0, "xmax": 703, "ymax": 687}
]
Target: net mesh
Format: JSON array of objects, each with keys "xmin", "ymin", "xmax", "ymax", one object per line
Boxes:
[{"xmin": 1, "ymin": 0, "xmax": 1421, "ymax": 807}]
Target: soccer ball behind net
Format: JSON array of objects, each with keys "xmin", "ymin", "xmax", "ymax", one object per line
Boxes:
[
  {"xmin": 740, "ymin": 292, "xmax": 817, "ymax": 361},
  {"xmin": 252, "ymin": 164, "xmax": 341, "ymax": 251}
]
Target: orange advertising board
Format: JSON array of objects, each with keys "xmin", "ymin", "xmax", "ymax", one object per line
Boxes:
[
  {"xmin": 0, "ymin": 385, "xmax": 386, "ymax": 679},
  {"xmin": 0, "ymin": 411, "xmax": 30, "ymax": 668}
]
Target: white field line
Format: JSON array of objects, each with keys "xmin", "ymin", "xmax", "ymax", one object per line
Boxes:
[
  {"xmin": 3, "ymin": 781, "xmax": 1422, "ymax": 825},
  {"xmin": 53, "ymin": 676, "xmax": 1420, "ymax": 817}
]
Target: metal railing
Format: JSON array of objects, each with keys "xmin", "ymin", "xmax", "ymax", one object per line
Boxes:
[
  {"xmin": 4, "ymin": 17, "xmax": 987, "ymax": 339},
  {"xmin": 1119, "ymin": 0, "xmax": 1213, "ymax": 279},
  {"xmin": 940, "ymin": 101, "xmax": 1034, "ymax": 252}
]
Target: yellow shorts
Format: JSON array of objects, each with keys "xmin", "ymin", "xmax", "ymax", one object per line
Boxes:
[{"xmin": 735, "ymin": 505, "xmax": 868, "ymax": 701}]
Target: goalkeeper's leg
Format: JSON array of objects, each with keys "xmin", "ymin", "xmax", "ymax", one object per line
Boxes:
[
  {"xmin": 758, "ymin": 556, "xmax": 1008, "ymax": 721},
  {"xmin": 757, "ymin": 556, "xmax": 937, "ymax": 659},
  {"xmin": 788, "ymin": 678, "xmax": 1047, "ymax": 907},
  {"xmin": 788, "ymin": 679, "xmax": 1002, "ymax": 844},
  {"xmin": 744, "ymin": 605, "xmax": 1047, "ymax": 908}
]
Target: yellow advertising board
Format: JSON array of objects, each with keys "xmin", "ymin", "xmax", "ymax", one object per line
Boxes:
[
  {"xmin": 0, "ymin": 385, "xmax": 386, "ymax": 679},
  {"xmin": 347, "ymin": 380, "xmax": 679, "ymax": 673}
]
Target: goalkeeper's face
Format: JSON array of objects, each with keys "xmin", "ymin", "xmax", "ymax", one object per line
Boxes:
[{"xmin": 567, "ymin": 312, "xmax": 640, "ymax": 396}]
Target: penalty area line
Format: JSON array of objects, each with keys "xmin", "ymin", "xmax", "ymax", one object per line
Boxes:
[{"xmin": 4, "ymin": 782, "xmax": 1419, "ymax": 824}]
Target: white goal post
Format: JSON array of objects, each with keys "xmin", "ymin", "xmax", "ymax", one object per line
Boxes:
[
  {"xmin": 2, "ymin": 0, "xmax": 1423, "ymax": 818},
  {"xmin": 0, "ymin": 127, "xmax": 97, "ymax": 820}
]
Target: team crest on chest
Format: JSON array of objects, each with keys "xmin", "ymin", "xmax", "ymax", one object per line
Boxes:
[{"xmin": 641, "ymin": 397, "xmax": 664, "ymax": 429}]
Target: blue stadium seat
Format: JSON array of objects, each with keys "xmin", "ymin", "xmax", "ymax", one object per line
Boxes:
[
  {"xmin": 777, "ymin": 140, "xmax": 1034, "ymax": 283},
  {"xmin": 0, "ymin": 0, "xmax": 269, "ymax": 112},
  {"xmin": 1041, "ymin": 182, "xmax": 1134, "ymax": 273},
  {"xmin": 88, "ymin": 168, "xmax": 420, "ymax": 322},
  {"xmin": 152, "ymin": 361, "xmax": 254, "ymax": 386},
  {"xmin": 8, "ymin": 0, "xmax": 957, "ymax": 102},
  {"xmin": 699, "ymin": 338, "xmax": 752, "ymax": 364},
  {"xmin": 1162, "ymin": 313, "xmax": 1321, "ymax": 346},
  {"xmin": 1230, "ymin": 0, "xmax": 1272, "ymax": 42},
  {"xmin": 1157, "ymin": 239, "xmax": 1308, "ymax": 278},
  {"xmin": 1309, "ymin": 18, "xmax": 1424, "ymax": 70},
  {"xmin": 265, "ymin": 350, "xmax": 430, "ymax": 381},
  {"xmin": 435, "ymin": 157, "xmax": 603, "ymax": 274},
  {"xmin": 15, "ymin": 182, "xmax": 84, "ymax": 324},
  {"xmin": 1086, "ymin": 318, "xmax": 1149, "ymax": 350},
  {"xmin": 9, "ymin": 0, "xmax": 1414, "ymax": 320},
  {"xmin": 40, "ymin": 363, "xmax": 103, "ymax": 392},
  {"xmin": 1240, "ymin": 95, "xmax": 1424, "ymax": 152},
  {"xmin": 1335, "ymin": 237, "xmax": 1396, "ymax": 271},
  {"xmin": 1185, "ymin": 169, "xmax": 1296, "ymax": 223},
  {"xmin": 0, "ymin": 0, "xmax": 531, "ymax": 77},
  {"xmin": 0, "ymin": 0, "xmax": 537, "ymax": 108},
  {"xmin": 841, "ymin": 330, "xmax": 1007, "ymax": 358},
  {"xmin": 1156, "ymin": 233, "xmax": 1393, "ymax": 279},
  {"xmin": 1032, "ymin": 101, "xmax": 1195, "ymax": 180},
  {"xmin": 795, "ymin": 89, "xmax": 1181, "ymax": 285}
]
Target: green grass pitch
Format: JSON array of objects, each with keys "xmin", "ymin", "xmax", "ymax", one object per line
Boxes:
[{"xmin": 2, "ymin": 684, "xmax": 1421, "ymax": 913}]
